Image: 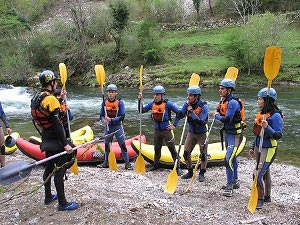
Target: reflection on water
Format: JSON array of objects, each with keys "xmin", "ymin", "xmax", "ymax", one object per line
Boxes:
[{"xmin": 1, "ymin": 85, "xmax": 299, "ymax": 166}]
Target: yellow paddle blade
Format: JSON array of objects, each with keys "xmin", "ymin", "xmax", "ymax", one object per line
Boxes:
[
  {"xmin": 108, "ymin": 149, "xmax": 117, "ymax": 171},
  {"xmin": 164, "ymin": 166, "xmax": 178, "ymax": 194},
  {"xmin": 139, "ymin": 65, "xmax": 143, "ymax": 92},
  {"xmin": 264, "ymin": 46, "xmax": 282, "ymax": 88},
  {"xmin": 248, "ymin": 177, "xmax": 258, "ymax": 213},
  {"xmin": 59, "ymin": 63, "xmax": 67, "ymax": 89},
  {"xmin": 189, "ymin": 73, "xmax": 200, "ymax": 86},
  {"xmin": 224, "ymin": 67, "xmax": 239, "ymax": 81},
  {"xmin": 135, "ymin": 155, "xmax": 146, "ymax": 175},
  {"xmin": 69, "ymin": 158, "xmax": 79, "ymax": 175},
  {"xmin": 95, "ymin": 65, "xmax": 106, "ymax": 88}
]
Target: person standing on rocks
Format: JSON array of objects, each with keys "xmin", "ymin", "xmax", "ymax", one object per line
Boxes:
[
  {"xmin": 175, "ymin": 85, "xmax": 209, "ymax": 181},
  {"xmin": 214, "ymin": 79, "xmax": 244, "ymax": 197},
  {"xmin": 0, "ymin": 101, "xmax": 12, "ymax": 167},
  {"xmin": 31, "ymin": 70, "xmax": 79, "ymax": 211},
  {"xmin": 249, "ymin": 87, "xmax": 283, "ymax": 209},
  {"xmin": 98, "ymin": 84, "xmax": 133, "ymax": 170},
  {"xmin": 138, "ymin": 85, "xmax": 181, "ymax": 174}
]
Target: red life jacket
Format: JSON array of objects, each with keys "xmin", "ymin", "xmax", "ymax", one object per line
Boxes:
[
  {"xmin": 105, "ymin": 98, "xmax": 119, "ymax": 118},
  {"xmin": 31, "ymin": 92, "xmax": 53, "ymax": 129}
]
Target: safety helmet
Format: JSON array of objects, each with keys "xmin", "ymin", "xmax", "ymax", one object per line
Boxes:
[
  {"xmin": 153, "ymin": 85, "xmax": 165, "ymax": 94},
  {"xmin": 257, "ymin": 87, "xmax": 277, "ymax": 100},
  {"xmin": 39, "ymin": 70, "xmax": 60, "ymax": 86},
  {"xmin": 219, "ymin": 79, "xmax": 236, "ymax": 91},
  {"xmin": 107, "ymin": 84, "xmax": 117, "ymax": 91},
  {"xmin": 187, "ymin": 85, "xmax": 201, "ymax": 95},
  {"xmin": 5, "ymin": 136, "xmax": 16, "ymax": 148}
]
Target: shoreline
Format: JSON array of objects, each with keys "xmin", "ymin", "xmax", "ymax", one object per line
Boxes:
[{"xmin": 1, "ymin": 150, "xmax": 299, "ymax": 224}]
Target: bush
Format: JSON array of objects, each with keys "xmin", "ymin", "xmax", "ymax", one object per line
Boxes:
[{"xmin": 224, "ymin": 12, "xmax": 288, "ymax": 74}]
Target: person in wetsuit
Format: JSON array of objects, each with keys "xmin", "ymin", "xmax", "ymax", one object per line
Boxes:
[
  {"xmin": 175, "ymin": 85, "xmax": 209, "ymax": 181},
  {"xmin": 249, "ymin": 87, "xmax": 283, "ymax": 209},
  {"xmin": 31, "ymin": 70, "xmax": 79, "ymax": 211},
  {"xmin": 214, "ymin": 79, "xmax": 244, "ymax": 197},
  {"xmin": 138, "ymin": 85, "xmax": 181, "ymax": 174},
  {"xmin": 98, "ymin": 84, "xmax": 133, "ymax": 170}
]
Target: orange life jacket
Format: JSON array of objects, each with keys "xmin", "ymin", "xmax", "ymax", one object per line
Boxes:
[
  {"xmin": 31, "ymin": 92, "xmax": 53, "ymax": 129},
  {"xmin": 151, "ymin": 100, "xmax": 169, "ymax": 122},
  {"xmin": 105, "ymin": 99, "xmax": 119, "ymax": 118},
  {"xmin": 220, "ymin": 97, "xmax": 245, "ymax": 125},
  {"xmin": 187, "ymin": 102, "xmax": 207, "ymax": 125},
  {"xmin": 252, "ymin": 110, "xmax": 283, "ymax": 136}
]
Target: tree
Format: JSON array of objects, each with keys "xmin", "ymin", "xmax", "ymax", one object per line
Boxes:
[
  {"xmin": 193, "ymin": 0, "xmax": 203, "ymax": 21},
  {"xmin": 225, "ymin": 12, "xmax": 287, "ymax": 75},
  {"xmin": 109, "ymin": 0, "xmax": 129, "ymax": 64}
]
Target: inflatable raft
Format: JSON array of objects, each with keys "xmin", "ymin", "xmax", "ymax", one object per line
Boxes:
[
  {"xmin": 4, "ymin": 132, "xmax": 20, "ymax": 155},
  {"xmin": 131, "ymin": 136, "xmax": 246, "ymax": 168},
  {"xmin": 28, "ymin": 125, "xmax": 94, "ymax": 146},
  {"xmin": 17, "ymin": 134, "xmax": 146, "ymax": 163}
]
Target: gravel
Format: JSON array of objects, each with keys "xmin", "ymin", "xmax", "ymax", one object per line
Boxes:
[{"xmin": 1, "ymin": 149, "xmax": 299, "ymax": 225}]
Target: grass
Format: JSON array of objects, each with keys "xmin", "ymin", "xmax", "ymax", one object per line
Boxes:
[{"xmin": 143, "ymin": 25, "xmax": 300, "ymax": 86}]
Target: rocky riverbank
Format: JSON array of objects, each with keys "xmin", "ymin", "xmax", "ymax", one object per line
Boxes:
[{"xmin": 1, "ymin": 149, "xmax": 299, "ymax": 225}]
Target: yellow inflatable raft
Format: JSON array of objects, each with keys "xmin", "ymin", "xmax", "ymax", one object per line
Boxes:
[
  {"xmin": 131, "ymin": 136, "xmax": 246, "ymax": 168},
  {"xmin": 28, "ymin": 125, "xmax": 94, "ymax": 146},
  {"xmin": 5, "ymin": 132, "xmax": 20, "ymax": 155}
]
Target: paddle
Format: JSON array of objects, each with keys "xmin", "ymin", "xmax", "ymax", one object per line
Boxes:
[
  {"xmin": 0, "ymin": 132, "xmax": 114, "ymax": 186},
  {"xmin": 59, "ymin": 63, "xmax": 78, "ymax": 174},
  {"xmin": 59, "ymin": 63, "xmax": 72, "ymax": 137},
  {"xmin": 224, "ymin": 67, "xmax": 238, "ymax": 80},
  {"xmin": 184, "ymin": 66, "xmax": 239, "ymax": 193},
  {"xmin": 95, "ymin": 65, "xmax": 118, "ymax": 171},
  {"xmin": 248, "ymin": 46, "xmax": 282, "ymax": 213},
  {"xmin": 164, "ymin": 73, "xmax": 200, "ymax": 194},
  {"xmin": 135, "ymin": 65, "xmax": 146, "ymax": 174}
]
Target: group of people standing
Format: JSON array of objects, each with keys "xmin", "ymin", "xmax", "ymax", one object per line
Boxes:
[
  {"xmin": 0, "ymin": 69, "xmax": 283, "ymax": 212},
  {"xmin": 137, "ymin": 78, "xmax": 283, "ymax": 211}
]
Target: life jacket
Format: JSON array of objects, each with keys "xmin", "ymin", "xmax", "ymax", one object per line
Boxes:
[
  {"xmin": 105, "ymin": 98, "xmax": 120, "ymax": 118},
  {"xmin": 151, "ymin": 99, "xmax": 170, "ymax": 122},
  {"xmin": 59, "ymin": 103, "xmax": 68, "ymax": 124},
  {"xmin": 252, "ymin": 110, "xmax": 283, "ymax": 136},
  {"xmin": 219, "ymin": 97, "xmax": 246, "ymax": 129},
  {"xmin": 187, "ymin": 101, "xmax": 208, "ymax": 125},
  {"xmin": 31, "ymin": 92, "xmax": 53, "ymax": 129}
]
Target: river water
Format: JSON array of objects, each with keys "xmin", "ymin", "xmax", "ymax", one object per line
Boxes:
[{"xmin": 1, "ymin": 85, "xmax": 299, "ymax": 166}]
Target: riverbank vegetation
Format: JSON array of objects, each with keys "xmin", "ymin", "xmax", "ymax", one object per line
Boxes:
[{"xmin": 0, "ymin": 0, "xmax": 299, "ymax": 87}]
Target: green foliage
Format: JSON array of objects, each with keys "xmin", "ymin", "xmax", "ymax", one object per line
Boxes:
[
  {"xmin": 109, "ymin": 0, "xmax": 130, "ymax": 64},
  {"xmin": 193, "ymin": 0, "xmax": 203, "ymax": 18},
  {"xmin": 124, "ymin": 20, "xmax": 163, "ymax": 66},
  {"xmin": 224, "ymin": 12, "xmax": 288, "ymax": 74}
]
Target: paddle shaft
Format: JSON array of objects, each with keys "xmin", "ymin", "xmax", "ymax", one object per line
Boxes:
[{"xmin": 174, "ymin": 116, "xmax": 187, "ymax": 166}]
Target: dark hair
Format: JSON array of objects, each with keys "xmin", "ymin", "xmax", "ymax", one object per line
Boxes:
[{"xmin": 261, "ymin": 97, "xmax": 280, "ymax": 114}]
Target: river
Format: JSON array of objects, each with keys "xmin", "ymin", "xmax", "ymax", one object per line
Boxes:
[{"xmin": 1, "ymin": 85, "xmax": 299, "ymax": 166}]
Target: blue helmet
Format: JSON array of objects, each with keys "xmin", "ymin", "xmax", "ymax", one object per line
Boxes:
[
  {"xmin": 5, "ymin": 136, "xmax": 16, "ymax": 148},
  {"xmin": 257, "ymin": 87, "xmax": 277, "ymax": 100},
  {"xmin": 39, "ymin": 70, "xmax": 60, "ymax": 86},
  {"xmin": 107, "ymin": 84, "xmax": 117, "ymax": 91},
  {"xmin": 219, "ymin": 79, "xmax": 235, "ymax": 91},
  {"xmin": 187, "ymin": 85, "xmax": 201, "ymax": 95},
  {"xmin": 153, "ymin": 85, "xmax": 165, "ymax": 94}
]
